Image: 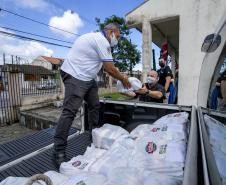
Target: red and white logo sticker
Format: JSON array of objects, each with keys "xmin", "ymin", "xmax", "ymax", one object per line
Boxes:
[
  {"xmin": 72, "ymin": 161, "xmax": 81, "ymax": 167},
  {"xmin": 145, "ymin": 142, "xmax": 157, "ymax": 154}
]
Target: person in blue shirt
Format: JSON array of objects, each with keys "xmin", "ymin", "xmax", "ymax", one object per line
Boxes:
[{"xmin": 157, "ymin": 58, "xmax": 176, "ymax": 104}]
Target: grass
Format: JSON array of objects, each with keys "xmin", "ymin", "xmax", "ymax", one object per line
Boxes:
[{"xmin": 99, "ymin": 92, "xmax": 133, "ymax": 101}]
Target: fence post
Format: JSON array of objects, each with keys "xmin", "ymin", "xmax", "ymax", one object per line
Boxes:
[
  {"xmin": 7, "ymin": 56, "xmax": 22, "ymax": 123},
  {"xmin": 58, "ymin": 71, "xmax": 65, "ymax": 99},
  {"xmin": 109, "ymin": 76, "xmax": 113, "ymax": 93}
]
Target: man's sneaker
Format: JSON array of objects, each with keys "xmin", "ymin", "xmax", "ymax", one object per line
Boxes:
[{"xmin": 53, "ymin": 151, "xmax": 68, "ymax": 169}]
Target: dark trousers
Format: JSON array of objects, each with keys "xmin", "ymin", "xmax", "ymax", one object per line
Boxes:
[{"xmin": 54, "ymin": 70, "xmax": 100, "ymax": 152}]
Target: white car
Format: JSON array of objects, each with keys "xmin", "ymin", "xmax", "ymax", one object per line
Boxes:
[{"xmin": 36, "ymin": 81, "xmax": 57, "ymax": 90}]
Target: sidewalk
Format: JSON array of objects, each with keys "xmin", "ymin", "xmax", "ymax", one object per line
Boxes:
[{"xmin": 0, "ymin": 123, "xmax": 38, "ymax": 144}]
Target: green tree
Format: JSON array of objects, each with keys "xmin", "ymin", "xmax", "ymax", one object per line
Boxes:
[{"xmin": 95, "ymin": 15, "xmax": 141, "ymax": 73}]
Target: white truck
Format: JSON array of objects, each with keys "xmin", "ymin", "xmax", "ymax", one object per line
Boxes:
[{"xmin": 0, "ymin": 13, "xmax": 225, "ymax": 185}]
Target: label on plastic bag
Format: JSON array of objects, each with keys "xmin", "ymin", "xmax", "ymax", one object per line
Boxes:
[
  {"xmin": 143, "ymin": 140, "xmax": 167, "ymax": 159},
  {"xmin": 151, "ymin": 125, "xmax": 168, "ymax": 132},
  {"xmin": 72, "ymin": 161, "xmax": 88, "ymax": 170},
  {"xmin": 145, "ymin": 142, "xmax": 157, "ymax": 154},
  {"xmin": 76, "ymin": 180, "xmax": 86, "ymax": 185}
]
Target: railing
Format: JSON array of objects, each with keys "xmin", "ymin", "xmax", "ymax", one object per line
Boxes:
[
  {"xmin": 97, "ymin": 70, "xmax": 142, "ymax": 88},
  {"xmin": 0, "ymin": 53, "xmax": 62, "ymax": 126}
]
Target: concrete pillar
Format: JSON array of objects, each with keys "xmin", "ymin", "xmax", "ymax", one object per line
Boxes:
[
  {"xmin": 142, "ymin": 18, "xmax": 152, "ymax": 83},
  {"xmin": 171, "ymin": 52, "xmax": 176, "ymax": 77}
]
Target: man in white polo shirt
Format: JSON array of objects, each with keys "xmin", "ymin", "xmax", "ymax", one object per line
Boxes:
[{"xmin": 53, "ymin": 23, "xmax": 130, "ymax": 167}]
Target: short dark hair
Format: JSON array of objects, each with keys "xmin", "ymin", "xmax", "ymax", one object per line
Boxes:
[
  {"xmin": 104, "ymin": 23, "xmax": 120, "ymax": 31},
  {"xmin": 159, "ymin": 57, "xmax": 164, "ymax": 61}
]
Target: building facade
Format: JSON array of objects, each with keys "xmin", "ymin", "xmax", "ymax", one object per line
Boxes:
[{"xmin": 126, "ymin": 0, "xmax": 226, "ymax": 106}]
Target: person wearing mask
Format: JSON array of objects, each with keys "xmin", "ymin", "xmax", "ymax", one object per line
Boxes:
[
  {"xmin": 137, "ymin": 70, "xmax": 165, "ymax": 103},
  {"xmin": 217, "ymin": 69, "xmax": 226, "ymax": 111},
  {"xmin": 53, "ymin": 23, "xmax": 131, "ymax": 168},
  {"xmin": 157, "ymin": 57, "xmax": 174, "ymax": 103},
  {"xmin": 209, "ymin": 76, "xmax": 223, "ymax": 110}
]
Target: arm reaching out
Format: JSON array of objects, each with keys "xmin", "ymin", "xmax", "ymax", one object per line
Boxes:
[{"xmin": 103, "ymin": 62, "xmax": 131, "ymax": 88}]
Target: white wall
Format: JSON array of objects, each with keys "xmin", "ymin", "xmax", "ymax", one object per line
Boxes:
[{"xmin": 126, "ymin": 0, "xmax": 226, "ymax": 106}]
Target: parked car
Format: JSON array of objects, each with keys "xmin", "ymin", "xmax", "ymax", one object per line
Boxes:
[{"xmin": 36, "ymin": 81, "xmax": 57, "ymax": 90}]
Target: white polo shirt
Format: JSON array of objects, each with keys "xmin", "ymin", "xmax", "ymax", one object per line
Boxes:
[{"xmin": 61, "ymin": 32, "xmax": 113, "ymax": 81}]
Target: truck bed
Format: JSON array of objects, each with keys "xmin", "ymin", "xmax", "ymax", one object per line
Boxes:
[
  {"xmin": 0, "ymin": 132, "xmax": 91, "ymax": 181},
  {"xmin": 0, "ymin": 128, "xmax": 77, "ymax": 167},
  {"xmin": 0, "ymin": 100, "xmax": 198, "ymax": 185}
]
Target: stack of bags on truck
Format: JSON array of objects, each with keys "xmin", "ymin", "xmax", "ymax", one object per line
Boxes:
[
  {"xmin": 204, "ymin": 114, "xmax": 226, "ymax": 184},
  {"xmin": 0, "ymin": 112, "xmax": 189, "ymax": 185},
  {"xmin": 59, "ymin": 112, "xmax": 189, "ymax": 185},
  {"xmin": 128, "ymin": 112, "xmax": 188, "ymax": 183},
  {"xmin": 60, "ymin": 124, "xmax": 131, "ymax": 177}
]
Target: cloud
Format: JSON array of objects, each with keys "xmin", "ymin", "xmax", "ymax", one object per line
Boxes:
[
  {"xmin": 49, "ymin": 10, "xmax": 83, "ymax": 38},
  {"xmin": 0, "ymin": 28, "xmax": 53, "ymax": 63},
  {"xmin": 13, "ymin": 0, "xmax": 49, "ymax": 11}
]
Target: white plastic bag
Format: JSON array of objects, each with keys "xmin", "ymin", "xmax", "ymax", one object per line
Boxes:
[
  {"xmin": 153, "ymin": 112, "xmax": 189, "ymax": 126},
  {"xmin": 60, "ymin": 155, "xmax": 97, "ymax": 176},
  {"xmin": 83, "ymin": 144, "xmax": 107, "ymax": 159},
  {"xmin": 92, "ymin": 124, "xmax": 129, "ymax": 149},
  {"xmin": 143, "ymin": 172, "xmax": 182, "ymax": 185},
  {"xmin": 89, "ymin": 140, "xmax": 133, "ymax": 176},
  {"xmin": 133, "ymin": 136, "xmax": 186, "ymax": 163},
  {"xmin": 106, "ymin": 167, "xmax": 143, "ymax": 185},
  {"xmin": 116, "ymin": 77, "xmax": 142, "ymax": 93},
  {"xmin": 129, "ymin": 136, "xmax": 186, "ymax": 179},
  {"xmin": 113, "ymin": 135, "xmax": 136, "ymax": 150},
  {"xmin": 0, "ymin": 177, "xmax": 29, "ymax": 185},
  {"xmin": 61, "ymin": 172, "xmax": 107, "ymax": 185},
  {"xmin": 130, "ymin": 124, "xmax": 187, "ymax": 142}
]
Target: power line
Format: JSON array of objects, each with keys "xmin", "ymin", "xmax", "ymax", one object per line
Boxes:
[
  {"xmin": 0, "ymin": 7, "xmax": 81, "ymax": 37},
  {"xmin": 0, "ymin": 30, "xmax": 72, "ymax": 48},
  {"xmin": 0, "ymin": 26, "xmax": 74, "ymax": 44}
]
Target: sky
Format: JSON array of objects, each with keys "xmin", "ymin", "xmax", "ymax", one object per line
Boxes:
[{"xmin": 0, "ymin": 0, "xmax": 160, "ymax": 70}]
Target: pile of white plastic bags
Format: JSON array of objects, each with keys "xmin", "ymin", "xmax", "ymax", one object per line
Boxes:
[
  {"xmin": 129, "ymin": 112, "xmax": 188, "ymax": 181},
  {"xmin": 59, "ymin": 111, "xmax": 189, "ymax": 185},
  {"xmin": 0, "ymin": 112, "xmax": 189, "ymax": 185},
  {"xmin": 204, "ymin": 114, "xmax": 226, "ymax": 184}
]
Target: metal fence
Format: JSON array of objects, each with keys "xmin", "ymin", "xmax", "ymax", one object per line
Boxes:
[
  {"xmin": 97, "ymin": 69, "xmax": 142, "ymax": 88},
  {"xmin": 0, "ymin": 54, "xmax": 61, "ymax": 126}
]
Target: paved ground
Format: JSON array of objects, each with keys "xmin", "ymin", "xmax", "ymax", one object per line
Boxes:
[{"xmin": 0, "ymin": 123, "xmax": 38, "ymax": 145}]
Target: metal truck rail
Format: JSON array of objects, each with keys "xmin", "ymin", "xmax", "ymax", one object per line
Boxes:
[{"xmin": 198, "ymin": 107, "xmax": 226, "ymax": 185}]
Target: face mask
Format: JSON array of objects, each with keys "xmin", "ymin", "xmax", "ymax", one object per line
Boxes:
[
  {"xmin": 146, "ymin": 76, "xmax": 156, "ymax": 84},
  {"xmin": 159, "ymin": 62, "xmax": 165, "ymax": 68},
  {"xmin": 110, "ymin": 33, "xmax": 118, "ymax": 47}
]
